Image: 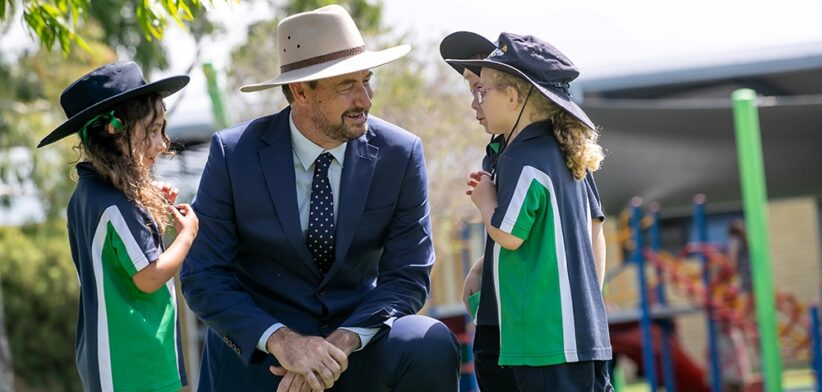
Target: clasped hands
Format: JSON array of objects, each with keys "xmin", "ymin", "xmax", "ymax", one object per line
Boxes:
[
  {"xmin": 266, "ymin": 327, "xmax": 360, "ymax": 392},
  {"xmin": 465, "ymin": 171, "xmax": 495, "ymax": 210}
]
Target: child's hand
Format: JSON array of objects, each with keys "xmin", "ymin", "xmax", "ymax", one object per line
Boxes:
[
  {"xmin": 469, "ymin": 174, "xmax": 496, "ymax": 210},
  {"xmin": 465, "ymin": 171, "xmax": 492, "ymax": 196},
  {"xmin": 169, "ymin": 204, "xmax": 198, "ymax": 241},
  {"xmin": 153, "ymin": 181, "xmax": 179, "ymax": 204}
]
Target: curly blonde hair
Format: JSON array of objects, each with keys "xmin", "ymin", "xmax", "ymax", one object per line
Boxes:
[
  {"xmin": 490, "ymin": 70, "xmax": 604, "ymax": 180},
  {"xmin": 74, "ymin": 94, "xmax": 172, "ymax": 233}
]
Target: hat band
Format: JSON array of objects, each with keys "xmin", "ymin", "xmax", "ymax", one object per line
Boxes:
[
  {"xmin": 544, "ymin": 81, "xmax": 571, "ymax": 96},
  {"xmin": 280, "ymin": 46, "xmax": 366, "ymax": 73}
]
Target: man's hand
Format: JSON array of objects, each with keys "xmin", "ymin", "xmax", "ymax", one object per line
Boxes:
[
  {"xmin": 269, "ymin": 370, "xmax": 314, "ymax": 392},
  {"xmin": 270, "ymin": 329, "xmax": 359, "ymax": 392},
  {"xmin": 325, "ymin": 329, "xmax": 361, "ymax": 356},
  {"xmin": 267, "ymin": 328, "xmax": 347, "ymax": 391}
]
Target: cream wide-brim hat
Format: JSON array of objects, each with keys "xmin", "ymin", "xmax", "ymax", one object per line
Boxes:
[{"xmin": 240, "ymin": 5, "xmax": 410, "ymax": 92}]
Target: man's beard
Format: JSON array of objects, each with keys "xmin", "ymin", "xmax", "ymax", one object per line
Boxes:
[{"xmin": 310, "ymin": 104, "xmax": 369, "ymax": 143}]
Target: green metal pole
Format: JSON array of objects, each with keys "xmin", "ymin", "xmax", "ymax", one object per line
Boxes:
[
  {"xmin": 731, "ymin": 88, "xmax": 783, "ymax": 392},
  {"xmin": 203, "ymin": 63, "xmax": 229, "ymax": 130}
]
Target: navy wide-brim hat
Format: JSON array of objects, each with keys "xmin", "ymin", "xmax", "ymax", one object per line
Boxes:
[
  {"xmin": 38, "ymin": 61, "xmax": 189, "ymax": 148},
  {"xmin": 446, "ymin": 32, "xmax": 596, "ymax": 130},
  {"xmin": 439, "ymin": 31, "xmax": 496, "ymax": 75}
]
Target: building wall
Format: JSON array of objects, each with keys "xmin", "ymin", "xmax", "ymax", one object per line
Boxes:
[{"xmin": 768, "ymin": 197, "xmax": 822, "ymax": 308}]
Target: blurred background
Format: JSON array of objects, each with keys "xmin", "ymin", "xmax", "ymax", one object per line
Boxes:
[{"xmin": 1, "ymin": 0, "xmax": 821, "ymax": 391}]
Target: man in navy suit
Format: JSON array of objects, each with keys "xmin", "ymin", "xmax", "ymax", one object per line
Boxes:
[{"xmin": 180, "ymin": 5, "xmax": 460, "ymax": 392}]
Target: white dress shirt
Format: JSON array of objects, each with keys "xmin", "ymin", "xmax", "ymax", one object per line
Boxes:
[{"xmin": 256, "ymin": 113, "xmax": 378, "ymax": 354}]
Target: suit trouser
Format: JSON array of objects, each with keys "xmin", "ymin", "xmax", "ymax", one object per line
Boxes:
[{"xmin": 198, "ymin": 314, "xmax": 461, "ymax": 391}]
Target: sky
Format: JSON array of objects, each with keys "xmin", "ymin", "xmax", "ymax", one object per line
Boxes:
[{"xmin": 383, "ymin": 0, "xmax": 822, "ymax": 77}]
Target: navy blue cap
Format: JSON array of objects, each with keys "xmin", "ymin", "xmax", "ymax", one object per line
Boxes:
[
  {"xmin": 446, "ymin": 32, "xmax": 595, "ymax": 130},
  {"xmin": 439, "ymin": 31, "xmax": 496, "ymax": 75}
]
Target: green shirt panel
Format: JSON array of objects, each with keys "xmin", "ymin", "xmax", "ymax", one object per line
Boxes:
[
  {"xmin": 496, "ymin": 179, "xmax": 571, "ymax": 365},
  {"xmin": 103, "ymin": 222, "xmax": 182, "ymax": 392}
]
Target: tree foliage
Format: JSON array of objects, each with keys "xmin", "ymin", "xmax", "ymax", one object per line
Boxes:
[
  {"xmin": 0, "ymin": 222, "xmax": 81, "ymax": 391},
  {"xmin": 0, "ymin": 0, "xmax": 223, "ymax": 71}
]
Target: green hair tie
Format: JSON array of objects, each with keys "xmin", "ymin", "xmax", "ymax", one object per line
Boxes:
[{"xmin": 79, "ymin": 111, "xmax": 123, "ymax": 145}]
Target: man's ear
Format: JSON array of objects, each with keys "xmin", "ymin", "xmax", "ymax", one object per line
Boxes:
[{"xmin": 289, "ymin": 82, "xmax": 309, "ymax": 104}]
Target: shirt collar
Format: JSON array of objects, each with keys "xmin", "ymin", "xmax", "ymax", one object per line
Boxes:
[
  {"xmin": 76, "ymin": 162, "xmax": 100, "ymax": 178},
  {"xmin": 289, "ymin": 112, "xmax": 347, "ymax": 171},
  {"xmin": 511, "ymin": 121, "xmax": 553, "ymax": 145}
]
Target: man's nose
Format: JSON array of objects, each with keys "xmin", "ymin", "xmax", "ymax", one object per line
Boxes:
[{"xmin": 353, "ymin": 83, "xmax": 372, "ymax": 110}]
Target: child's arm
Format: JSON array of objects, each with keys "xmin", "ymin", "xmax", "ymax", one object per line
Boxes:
[
  {"xmin": 591, "ymin": 219, "xmax": 606, "ymax": 288},
  {"xmin": 468, "ymin": 173, "xmax": 524, "ymax": 251},
  {"xmin": 478, "ymin": 203, "xmax": 524, "ymax": 250},
  {"xmin": 462, "ymin": 257, "xmax": 483, "ymax": 312},
  {"xmin": 133, "ymin": 204, "xmax": 199, "ymax": 293}
]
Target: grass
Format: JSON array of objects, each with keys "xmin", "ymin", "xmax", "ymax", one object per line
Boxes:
[{"xmin": 619, "ymin": 368, "xmax": 817, "ymax": 392}]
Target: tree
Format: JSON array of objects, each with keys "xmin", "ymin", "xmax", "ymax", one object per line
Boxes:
[
  {"xmin": 0, "ymin": 279, "xmax": 12, "ymax": 392},
  {"xmin": 0, "ymin": 0, "xmax": 223, "ymax": 71},
  {"xmin": 0, "ymin": 222, "xmax": 81, "ymax": 391}
]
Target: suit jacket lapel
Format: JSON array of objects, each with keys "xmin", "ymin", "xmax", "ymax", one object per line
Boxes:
[
  {"xmin": 258, "ymin": 108, "xmax": 319, "ymax": 277},
  {"xmin": 325, "ymin": 131, "xmax": 378, "ymax": 281}
]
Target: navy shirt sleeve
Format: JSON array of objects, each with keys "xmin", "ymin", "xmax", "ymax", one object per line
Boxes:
[
  {"xmin": 106, "ymin": 200, "xmax": 162, "ymax": 277},
  {"xmin": 585, "ymin": 172, "xmax": 605, "ymax": 222},
  {"xmin": 490, "ymin": 155, "xmax": 546, "ymax": 240}
]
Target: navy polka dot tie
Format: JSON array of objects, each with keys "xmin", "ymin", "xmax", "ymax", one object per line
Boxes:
[{"xmin": 307, "ymin": 152, "xmax": 335, "ymax": 276}]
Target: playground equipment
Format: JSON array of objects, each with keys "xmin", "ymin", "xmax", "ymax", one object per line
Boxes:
[
  {"xmin": 812, "ymin": 304, "xmax": 822, "ymax": 392},
  {"xmin": 608, "ymin": 195, "xmax": 822, "ymax": 391}
]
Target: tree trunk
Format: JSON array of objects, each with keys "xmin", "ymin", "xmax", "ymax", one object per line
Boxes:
[{"xmin": 0, "ymin": 279, "xmax": 14, "ymax": 392}]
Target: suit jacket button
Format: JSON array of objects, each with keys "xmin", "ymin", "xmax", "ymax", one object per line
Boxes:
[{"xmin": 319, "ymin": 289, "xmax": 327, "ymax": 296}]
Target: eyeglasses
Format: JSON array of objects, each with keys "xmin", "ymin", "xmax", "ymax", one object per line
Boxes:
[{"xmin": 472, "ymin": 84, "xmax": 507, "ymax": 105}]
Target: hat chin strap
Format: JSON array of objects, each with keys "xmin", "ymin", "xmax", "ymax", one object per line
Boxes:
[{"xmin": 500, "ymin": 85, "xmax": 533, "ymax": 157}]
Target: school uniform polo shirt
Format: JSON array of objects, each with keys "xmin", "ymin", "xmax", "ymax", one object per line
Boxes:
[
  {"xmin": 67, "ymin": 162, "xmax": 186, "ymax": 392},
  {"xmin": 478, "ymin": 122, "xmax": 611, "ymax": 366}
]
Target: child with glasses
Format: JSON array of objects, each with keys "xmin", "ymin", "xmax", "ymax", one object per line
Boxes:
[{"xmin": 449, "ymin": 33, "xmax": 612, "ymax": 391}]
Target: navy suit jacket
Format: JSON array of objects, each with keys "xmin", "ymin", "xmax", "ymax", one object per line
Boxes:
[{"xmin": 181, "ymin": 107, "xmax": 434, "ymax": 369}]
